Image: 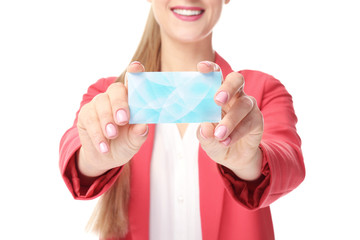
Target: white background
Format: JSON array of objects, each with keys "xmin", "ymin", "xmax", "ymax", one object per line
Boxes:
[{"xmin": 0, "ymin": 0, "xmax": 359, "ymax": 239}]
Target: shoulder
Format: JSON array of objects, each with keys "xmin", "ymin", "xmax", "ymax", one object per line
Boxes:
[
  {"xmin": 216, "ymin": 52, "xmax": 290, "ymax": 105},
  {"xmin": 238, "ymin": 69, "xmax": 280, "ymax": 87},
  {"xmin": 237, "ymin": 69, "xmax": 283, "ymax": 93},
  {"xmin": 80, "ymin": 77, "xmax": 117, "ymax": 104},
  {"xmin": 88, "ymin": 76, "xmax": 117, "ymax": 92},
  {"xmin": 236, "ymin": 69, "xmax": 291, "ymax": 108}
]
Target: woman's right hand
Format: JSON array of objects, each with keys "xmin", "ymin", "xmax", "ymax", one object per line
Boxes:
[{"xmin": 76, "ymin": 61, "xmax": 149, "ymax": 178}]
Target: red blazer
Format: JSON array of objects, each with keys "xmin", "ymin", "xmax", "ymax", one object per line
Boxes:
[{"xmin": 59, "ymin": 53, "xmax": 305, "ymax": 240}]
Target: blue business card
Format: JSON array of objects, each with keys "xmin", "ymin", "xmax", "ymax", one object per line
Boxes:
[{"xmin": 127, "ymin": 72, "xmax": 221, "ymax": 123}]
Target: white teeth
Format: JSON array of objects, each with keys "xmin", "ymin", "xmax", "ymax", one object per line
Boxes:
[{"xmin": 173, "ymin": 9, "xmax": 202, "ymax": 16}]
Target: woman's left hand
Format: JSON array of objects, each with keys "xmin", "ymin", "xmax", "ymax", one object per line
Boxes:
[{"xmin": 197, "ymin": 61, "xmax": 264, "ymax": 181}]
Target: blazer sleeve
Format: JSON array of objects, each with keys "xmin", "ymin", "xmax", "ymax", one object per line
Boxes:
[
  {"xmin": 219, "ymin": 71, "xmax": 305, "ymax": 210},
  {"xmin": 59, "ymin": 77, "xmax": 123, "ymax": 200}
]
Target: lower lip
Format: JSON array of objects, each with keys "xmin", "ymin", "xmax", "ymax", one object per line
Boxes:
[{"xmin": 172, "ymin": 10, "xmax": 204, "ymax": 22}]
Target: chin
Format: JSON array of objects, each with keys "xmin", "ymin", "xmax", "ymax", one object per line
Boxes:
[{"xmin": 169, "ymin": 29, "xmax": 211, "ymax": 43}]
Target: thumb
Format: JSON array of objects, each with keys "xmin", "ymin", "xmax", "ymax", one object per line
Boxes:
[
  {"xmin": 125, "ymin": 61, "xmax": 147, "ymax": 149},
  {"xmin": 127, "ymin": 123, "xmax": 149, "ymax": 149},
  {"xmin": 197, "ymin": 122, "xmax": 219, "ymax": 150},
  {"xmin": 125, "ymin": 61, "xmax": 145, "ymax": 87},
  {"xmin": 197, "ymin": 123, "xmax": 229, "ymax": 162}
]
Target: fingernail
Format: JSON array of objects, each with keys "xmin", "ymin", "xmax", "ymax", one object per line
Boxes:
[
  {"xmin": 116, "ymin": 109, "xmax": 128, "ymax": 124},
  {"xmin": 214, "ymin": 125, "xmax": 227, "ymax": 139},
  {"xmin": 203, "ymin": 61, "xmax": 212, "ymax": 67},
  {"xmin": 215, "ymin": 91, "xmax": 229, "ymax": 104},
  {"xmin": 99, "ymin": 142, "xmax": 109, "ymax": 153},
  {"xmin": 138, "ymin": 125, "xmax": 149, "ymax": 136},
  {"xmin": 221, "ymin": 137, "xmax": 231, "ymax": 146},
  {"xmin": 106, "ymin": 123, "xmax": 117, "ymax": 138},
  {"xmin": 200, "ymin": 128, "xmax": 208, "ymax": 139},
  {"xmin": 130, "ymin": 61, "xmax": 141, "ymax": 65},
  {"xmin": 244, "ymin": 96, "xmax": 254, "ymax": 108}
]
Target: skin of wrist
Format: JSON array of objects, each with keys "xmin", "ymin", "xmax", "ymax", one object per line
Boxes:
[
  {"xmin": 230, "ymin": 147, "xmax": 263, "ymax": 181},
  {"xmin": 77, "ymin": 147, "xmax": 108, "ymax": 178}
]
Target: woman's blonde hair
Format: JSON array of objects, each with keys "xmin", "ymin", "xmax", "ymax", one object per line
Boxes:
[{"xmin": 86, "ymin": 8, "xmax": 161, "ymax": 239}]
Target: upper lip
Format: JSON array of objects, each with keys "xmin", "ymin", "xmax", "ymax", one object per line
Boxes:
[{"xmin": 170, "ymin": 6, "xmax": 205, "ymax": 11}]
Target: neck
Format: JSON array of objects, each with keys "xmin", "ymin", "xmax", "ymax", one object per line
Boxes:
[{"xmin": 160, "ymin": 33, "xmax": 215, "ymax": 72}]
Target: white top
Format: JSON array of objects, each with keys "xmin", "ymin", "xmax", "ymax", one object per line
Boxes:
[{"xmin": 149, "ymin": 123, "xmax": 202, "ymax": 240}]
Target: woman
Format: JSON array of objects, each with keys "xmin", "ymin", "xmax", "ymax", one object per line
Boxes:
[{"xmin": 59, "ymin": 0, "xmax": 305, "ymax": 239}]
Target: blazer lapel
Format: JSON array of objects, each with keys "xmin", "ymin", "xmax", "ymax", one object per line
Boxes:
[
  {"xmin": 198, "ymin": 147, "xmax": 225, "ymax": 240},
  {"xmin": 198, "ymin": 52, "xmax": 233, "ymax": 240},
  {"xmin": 128, "ymin": 124, "xmax": 155, "ymax": 240}
]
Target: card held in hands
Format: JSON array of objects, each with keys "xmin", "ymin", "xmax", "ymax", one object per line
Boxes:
[{"xmin": 127, "ymin": 72, "xmax": 222, "ymax": 124}]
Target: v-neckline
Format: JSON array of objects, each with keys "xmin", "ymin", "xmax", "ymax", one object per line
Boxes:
[
  {"xmin": 174, "ymin": 123, "xmax": 200, "ymax": 141},
  {"xmin": 176, "ymin": 123, "xmax": 188, "ymax": 139}
]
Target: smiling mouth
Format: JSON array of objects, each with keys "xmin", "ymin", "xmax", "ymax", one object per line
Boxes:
[
  {"xmin": 171, "ymin": 8, "xmax": 204, "ymax": 16},
  {"xmin": 170, "ymin": 6, "xmax": 205, "ymax": 21}
]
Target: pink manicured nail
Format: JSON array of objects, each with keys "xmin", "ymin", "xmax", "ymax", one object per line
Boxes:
[
  {"xmin": 116, "ymin": 109, "xmax": 128, "ymax": 124},
  {"xmin": 214, "ymin": 125, "xmax": 227, "ymax": 139},
  {"xmin": 221, "ymin": 137, "xmax": 231, "ymax": 146},
  {"xmin": 106, "ymin": 123, "xmax": 117, "ymax": 138},
  {"xmin": 215, "ymin": 91, "xmax": 228, "ymax": 104},
  {"xmin": 99, "ymin": 142, "xmax": 108, "ymax": 153}
]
